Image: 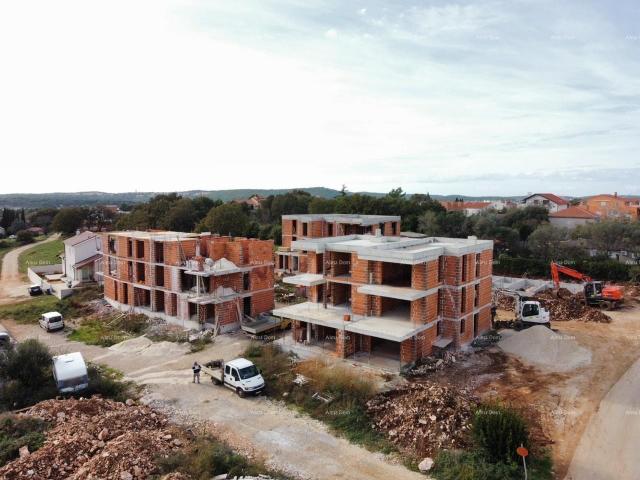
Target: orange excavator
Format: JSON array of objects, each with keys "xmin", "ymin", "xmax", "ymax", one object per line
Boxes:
[{"xmin": 550, "ymin": 262, "xmax": 624, "ymax": 310}]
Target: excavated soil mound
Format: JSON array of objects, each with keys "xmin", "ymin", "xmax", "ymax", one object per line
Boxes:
[
  {"xmin": 366, "ymin": 382, "xmax": 476, "ymax": 456},
  {"xmin": 0, "ymin": 397, "xmax": 183, "ymax": 480},
  {"xmin": 495, "ymin": 290, "xmax": 611, "ymax": 323},
  {"xmin": 499, "ymin": 325, "xmax": 592, "ymax": 372},
  {"xmin": 534, "ymin": 291, "xmax": 611, "ymax": 323}
]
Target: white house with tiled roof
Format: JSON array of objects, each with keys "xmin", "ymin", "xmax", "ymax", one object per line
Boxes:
[
  {"xmin": 61, "ymin": 231, "xmax": 103, "ymax": 286},
  {"xmin": 521, "ymin": 193, "xmax": 569, "ymax": 213}
]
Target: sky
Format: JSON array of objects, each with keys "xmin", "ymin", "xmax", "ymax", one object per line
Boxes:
[{"xmin": 0, "ymin": 0, "xmax": 639, "ymax": 197}]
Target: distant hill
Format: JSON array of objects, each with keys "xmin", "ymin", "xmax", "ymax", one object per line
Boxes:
[{"xmin": 0, "ymin": 187, "xmax": 529, "ymax": 209}]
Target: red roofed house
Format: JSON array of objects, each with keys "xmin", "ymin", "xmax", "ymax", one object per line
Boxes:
[
  {"xmin": 581, "ymin": 193, "xmax": 640, "ymax": 221},
  {"xmin": 521, "ymin": 193, "xmax": 569, "ymax": 213},
  {"xmin": 549, "ymin": 206, "xmax": 598, "ymax": 229}
]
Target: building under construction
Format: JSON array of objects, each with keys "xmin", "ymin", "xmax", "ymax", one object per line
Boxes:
[
  {"xmin": 273, "ymin": 233, "xmax": 493, "ymax": 365},
  {"xmin": 276, "ymin": 214, "xmax": 401, "ymax": 274},
  {"xmin": 102, "ymin": 231, "xmax": 274, "ymax": 331}
]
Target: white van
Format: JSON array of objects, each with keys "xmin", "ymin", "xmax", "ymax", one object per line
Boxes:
[
  {"xmin": 39, "ymin": 311, "xmax": 64, "ymax": 332},
  {"xmin": 52, "ymin": 352, "xmax": 89, "ymax": 393}
]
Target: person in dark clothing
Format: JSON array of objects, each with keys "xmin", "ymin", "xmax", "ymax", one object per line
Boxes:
[{"xmin": 192, "ymin": 361, "xmax": 201, "ymax": 383}]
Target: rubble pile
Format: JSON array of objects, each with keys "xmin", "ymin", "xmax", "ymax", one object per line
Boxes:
[
  {"xmin": 494, "ymin": 292, "xmax": 516, "ymax": 310},
  {"xmin": 366, "ymin": 383, "xmax": 477, "ymax": 456},
  {"xmin": 534, "ymin": 291, "xmax": 611, "ymax": 323},
  {"xmin": 0, "ymin": 397, "xmax": 184, "ymax": 480}
]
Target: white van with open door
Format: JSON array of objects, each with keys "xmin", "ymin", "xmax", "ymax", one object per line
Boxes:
[{"xmin": 52, "ymin": 352, "xmax": 89, "ymax": 394}]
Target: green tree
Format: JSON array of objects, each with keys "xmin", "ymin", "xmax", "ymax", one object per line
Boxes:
[
  {"xmin": 197, "ymin": 203, "xmax": 250, "ymax": 236},
  {"xmin": 51, "ymin": 207, "xmax": 87, "ymax": 235},
  {"xmin": 0, "ymin": 340, "xmax": 57, "ymax": 409},
  {"xmin": 417, "ymin": 211, "xmax": 442, "ymax": 236},
  {"xmin": 162, "ymin": 198, "xmax": 197, "ymax": 232},
  {"xmin": 526, "ymin": 224, "xmax": 569, "ymax": 261}
]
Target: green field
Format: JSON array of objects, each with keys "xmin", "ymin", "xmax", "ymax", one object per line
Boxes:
[{"xmin": 18, "ymin": 238, "xmax": 64, "ymax": 274}]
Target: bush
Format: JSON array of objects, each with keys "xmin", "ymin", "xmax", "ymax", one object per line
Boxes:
[
  {"xmin": 432, "ymin": 449, "xmax": 553, "ymax": 480},
  {"xmin": 0, "ymin": 415, "xmax": 50, "ymax": 467},
  {"xmin": 0, "ymin": 340, "xmax": 57, "ymax": 410},
  {"xmin": 472, "ymin": 403, "xmax": 528, "ymax": 464},
  {"xmin": 157, "ymin": 437, "xmax": 275, "ymax": 480},
  {"xmin": 15, "ymin": 230, "xmax": 35, "ymax": 245},
  {"xmin": 86, "ymin": 364, "xmax": 137, "ymax": 403}
]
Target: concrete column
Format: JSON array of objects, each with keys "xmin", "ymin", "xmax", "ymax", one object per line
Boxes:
[{"xmin": 307, "ymin": 322, "xmax": 311, "ymax": 343}]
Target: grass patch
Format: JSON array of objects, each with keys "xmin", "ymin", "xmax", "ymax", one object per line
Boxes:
[
  {"xmin": 68, "ymin": 313, "xmax": 148, "ymax": 347},
  {"xmin": 0, "ymin": 414, "xmax": 50, "ymax": 467},
  {"xmin": 432, "ymin": 449, "xmax": 553, "ymax": 480},
  {"xmin": 156, "ymin": 435, "xmax": 292, "ymax": 480},
  {"xmin": 86, "ymin": 364, "xmax": 138, "ymax": 403},
  {"xmin": 0, "ymin": 286, "xmax": 102, "ymax": 324},
  {"xmin": 244, "ymin": 343, "xmax": 395, "ymax": 455},
  {"xmin": 18, "ymin": 238, "xmax": 64, "ymax": 274}
]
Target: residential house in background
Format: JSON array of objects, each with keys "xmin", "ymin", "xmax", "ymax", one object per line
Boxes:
[
  {"xmin": 102, "ymin": 231, "xmax": 274, "ymax": 330},
  {"xmin": 581, "ymin": 193, "xmax": 640, "ymax": 221},
  {"xmin": 234, "ymin": 194, "xmax": 265, "ymax": 211},
  {"xmin": 61, "ymin": 231, "xmax": 103, "ymax": 286},
  {"xmin": 440, "ymin": 200, "xmax": 493, "ymax": 216},
  {"xmin": 274, "ymin": 233, "xmax": 493, "ymax": 366},
  {"xmin": 521, "ymin": 193, "xmax": 569, "ymax": 213},
  {"xmin": 276, "ymin": 214, "xmax": 401, "ymax": 275},
  {"xmin": 549, "ymin": 206, "xmax": 598, "ymax": 229}
]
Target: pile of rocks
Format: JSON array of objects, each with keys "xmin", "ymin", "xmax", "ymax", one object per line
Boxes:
[
  {"xmin": 366, "ymin": 383, "xmax": 477, "ymax": 456},
  {"xmin": 0, "ymin": 397, "xmax": 184, "ymax": 480},
  {"xmin": 535, "ymin": 291, "xmax": 611, "ymax": 323}
]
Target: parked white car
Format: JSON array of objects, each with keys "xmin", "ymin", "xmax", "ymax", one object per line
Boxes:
[
  {"xmin": 39, "ymin": 311, "xmax": 64, "ymax": 332},
  {"xmin": 52, "ymin": 352, "xmax": 89, "ymax": 394},
  {"xmin": 204, "ymin": 358, "xmax": 265, "ymax": 397}
]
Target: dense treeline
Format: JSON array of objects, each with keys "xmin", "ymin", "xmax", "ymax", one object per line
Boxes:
[{"xmin": 8, "ymin": 189, "xmax": 639, "ymax": 282}]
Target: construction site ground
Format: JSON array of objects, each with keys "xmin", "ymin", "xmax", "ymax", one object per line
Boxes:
[
  {"xmin": 487, "ymin": 302, "xmax": 640, "ymax": 479},
  {"xmin": 0, "ymin": 319, "xmax": 424, "ymax": 480}
]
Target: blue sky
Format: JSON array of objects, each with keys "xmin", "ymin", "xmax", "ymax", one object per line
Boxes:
[{"xmin": 0, "ymin": 0, "xmax": 638, "ymax": 196}]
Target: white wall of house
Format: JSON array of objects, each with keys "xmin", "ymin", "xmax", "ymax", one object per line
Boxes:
[
  {"xmin": 63, "ymin": 235, "xmax": 102, "ymax": 284},
  {"xmin": 522, "ymin": 195, "xmax": 568, "ymax": 213},
  {"xmin": 549, "ymin": 216, "xmax": 594, "ymax": 229}
]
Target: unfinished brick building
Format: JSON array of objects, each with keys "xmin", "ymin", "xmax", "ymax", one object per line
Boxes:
[
  {"xmin": 273, "ymin": 234, "xmax": 493, "ymax": 365},
  {"xmin": 102, "ymin": 231, "xmax": 274, "ymax": 331},
  {"xmin": 276, "ymin": 214, "xmax": 401, "ymax": 274}
]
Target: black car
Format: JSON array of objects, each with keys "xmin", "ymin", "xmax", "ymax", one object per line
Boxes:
[{"xmin": 28, "ymin": 285, "xmax": 43, "ymax": 296}]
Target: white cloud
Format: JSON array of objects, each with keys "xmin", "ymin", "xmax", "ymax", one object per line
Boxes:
[{"xmin": 0, "ymin": 0, "xmax": 638, "ymax": 196}]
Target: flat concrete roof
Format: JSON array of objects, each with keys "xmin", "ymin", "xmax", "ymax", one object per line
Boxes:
[
  {"xmin": 293, "ymin": 234, "xmax": 492, "ymax": 264},
  {"xmin": 282, "ymin": 214, "xmax": 400, "ymax": 226},
  {"xmin": 283, "ymin": 273, "xmax": 325, "ymax": 287},
  {"xmin": 272, "ymin": 302, "xmax": 431, "ymax": 341}
]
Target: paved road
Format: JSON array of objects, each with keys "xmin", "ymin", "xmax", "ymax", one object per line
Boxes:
[
  {"xmin": 1, "ymin": 320, "xmax": 425, "ymax": 480},
  {"xmin": 565, "ymin": 355, "xmax": 640, "ymax": 480},
  {"xmin": 0, "ymin": 234, "xmax": 60, "ymax": 304}
]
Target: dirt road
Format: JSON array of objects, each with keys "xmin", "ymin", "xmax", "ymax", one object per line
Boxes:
[
  {"xmin": 1, "ymin": 320, "xmax": 425, "ymax": 480},
  {"xmin": 565, "ymin": 352, "xmax": 640, "ymax": 480},
  {"xmin": 0, "ymin": 234, "xmax": 60, "ymax": 304}
]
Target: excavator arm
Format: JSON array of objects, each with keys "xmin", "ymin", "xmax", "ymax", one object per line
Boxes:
[{"xmin": 550, "ymin": 262, "xmax": 592, "ymax": 289}]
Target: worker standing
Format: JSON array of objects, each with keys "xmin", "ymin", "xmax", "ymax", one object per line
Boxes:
[{"xmin": 192, "ymin": 361, "xmax": 201, "ymax": 384}]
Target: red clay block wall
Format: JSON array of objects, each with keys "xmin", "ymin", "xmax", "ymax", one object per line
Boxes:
[
  {"xmin": 251, "ymin": 290, "xmax": 274, "ymax": 315},
  {"xmin": 478, "ymin": 249, "xmax": 493, "ymax": 277},
  {"xmin": 282, "ymin": 220, "xmax": 293, "ymax": 247}
]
